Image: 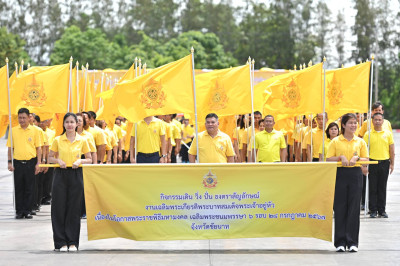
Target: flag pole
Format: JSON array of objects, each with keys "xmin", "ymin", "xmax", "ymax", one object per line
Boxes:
[
  {"xmin": 15, "ymin": 62, "xmax": 18, "ymax": 77},
  {"xmin": 250, "ymin": 58, "xmax": 257, "ymax": 163},
  {"xmin": 134, "ymin": 60, "xmax": 140, "ymax": 162},
  {"xmin": 6, "ymin": 58, "xmax": 16, "ymax": 211},
  {"xmin": 83, "ymin": 63, "xmax": 89, "ymax": 111},
  {"xmin": 20, "ymin": 60, "xmax": 24, "ymax": 73},
  {"xmin": 191, "ymin": 47, "xmax": 200, "ymax": 163},
  {"xmin": 99, "ymin": 72, "xmax": 104, "ymax": 108},
  {"xmin": 365, "ymin": 54, "xmax": 375, "ymax": 217},
  {"xmin": 322, "ymin": 57, "xmax": 327, "ymax": 161},
  {"xmin": 138, "ymin": 58, "xmax": 142, "ymax": 76},
  {"xmin": 67, "ymin": 57, "xmax": 73, "ymax": 112},
  {"xmin": 76, "ymin": 61, "xmax": 79, "ymax": 113}
]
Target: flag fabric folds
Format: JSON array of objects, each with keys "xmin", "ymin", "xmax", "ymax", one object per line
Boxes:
[
  {"xmin": 10, "ymin": 63, "xmax": 70, "ymax": 115},
  {"xmin": 113, "ymin": 54, "xmax": 194, "ymax": 123},
  {"xmin": 325, "ymin": 61, "xmax": 371, "ymax": 120},
  {"xmin": 195, "ymin": 65, "xmax": 251, "ymax": 121},
  {"xmin": 0, "ymin": 65, "xmax": 9, "ymax": 115},
  {"xmin": 261, "ymin": 63, "xmax": 323, "ymax": 119}
]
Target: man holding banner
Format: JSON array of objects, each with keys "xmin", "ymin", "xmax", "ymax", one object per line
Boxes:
[{"xmin": 189, "ymin": 113, "xmax": 235, "ymax": 163}]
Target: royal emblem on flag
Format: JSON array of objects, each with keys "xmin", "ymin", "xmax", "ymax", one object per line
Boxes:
[
  {"xmin": 140, "ymin": 78, "xmax": 166, "ymax": 109},
  {"xmin": 203, "ymin": 170, "xmax": 218, "ymax": 188},
  {"xmin": 21, "ymin": 74, "xmax": 47, "ymax": 107},
  {"xmin": 209, "ymin": 78, "xmax": 228, "ymax": 111},
  {"xmin": 327, "ymin": 74, "xmax": 343, "ymax": 105},
  {"xmin": 282, "ymin": 78, "xmax": 301, "ymax": 108}
]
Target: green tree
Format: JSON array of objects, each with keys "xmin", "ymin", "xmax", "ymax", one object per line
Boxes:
[
  {"xmin": 334, "ymin": 10, "xmax": 346, "ymax": 67},
  {"xmin": 50, "ymin": 26, "xmax": 115, "ymax": 69},
  {"xmin": 0, "ymin": 27, "xmax": 30, "ymax": 68},
  {"xmin": 315, "ymin": 1, "xmax": 332, "ymax": 63},
  {"xmin": 352, "ymin": 0, "xmax": 375, "ymax": 63}
]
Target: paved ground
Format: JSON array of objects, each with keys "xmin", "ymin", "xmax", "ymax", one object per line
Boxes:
[{"xmin": 1, "ymin": 134, "xmax": 399, "ymax": 266}]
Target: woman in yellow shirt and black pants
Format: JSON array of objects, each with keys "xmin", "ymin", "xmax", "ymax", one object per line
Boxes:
[
  {"xmin": 48, "ymin": 113, "xmax": 92, "ymax": 252},
  {"xmin": 327, "ymin": 113, "xmax": 368, "ymax": 253}
]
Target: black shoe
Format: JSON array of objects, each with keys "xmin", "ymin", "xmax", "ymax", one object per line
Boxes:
[
  {"xmin": 379, "ymin": 212, "xmax": 388, "ymax": 218},
  {"xmin": 15, "ymin": 214, "xmax": 24, "ymax": 219},
  {"xmin": 42, "ymin": 201, "xmax": 51, "ymax": 205},
  {"xmin": 361, "ymin": 204, "xmax": 365, "ymax": 211},
  {"xmin": 30, "ymin": 210, "xmax": 36, "ymax": 215},
  {"xmin": 24, "ymin": 214, "xmax": 33, "ymax": 219},
  {"xmin": 370, "ymin": 211, "xmax": 377, "ymax": 218}
]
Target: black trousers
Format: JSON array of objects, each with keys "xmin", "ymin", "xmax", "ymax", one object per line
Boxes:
[
  {"xmin": 51, "ymin": 168, "xmax": 83, "ymax": 249},
  {"xmin": 171, "ymin": 148, "xmax": 177, "ymax": 163},
  {"xmin": 180, "ymin": 141, "xmax": 191, "ymax": 163},
  {"xmin": 312, "ymin": 158, "xmax": 319, "ymax": 162},
  {"xmin": 13, "ymin": 158, "xmax": 37, "ymax": 216},
  {"xmin": 334, "ymin": 167, "xmax": 363, "ymax": 248},
  {"xmin": 42, "ymin": 168, "xmax": 54, "ymax": 203},
  {"xmin": 137, "ymin": 152, "xmax": 160, "ymax": 163},
  {"xmin": 33, "ymin": 172, "xmax": 45, "ymax": 210},
  {"xmin": 368, "ymin": 159, "xmax": 390, "ymax": 213}
]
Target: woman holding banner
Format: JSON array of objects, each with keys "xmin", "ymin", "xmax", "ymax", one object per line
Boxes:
[
  {"xmin": 327, "ymin": 113, "xmax": 368, "ymax": 253},
  {"xmin": 48, "ymin": 113, "xmax": 92, "ymax": 252}
]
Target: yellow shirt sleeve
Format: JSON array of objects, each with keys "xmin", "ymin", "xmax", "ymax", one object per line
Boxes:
[
  {"xmin": 50, "ymin": 137, "xmax": 59, "ymax": 153},
  {"xmin": 82, "ymin": 139, "xmax": 90, "ymax": 155},
  {"xmin": 326, "ymin": 139, "xmax": 336, "ymax": 158},
  {"xmin": 359, "ymin": 139, "xmax": 368, "ymax": 158},
  {"xmin": 280, "ymin": 133, "xmax": 287, "ymax": 149},
  {"xmin": 225, "ymin": 138, "xmax": 235, "ymax": 157},
  {"xmin": 188, "ymin": 137, "xmax": 197, "ymax": 155}
]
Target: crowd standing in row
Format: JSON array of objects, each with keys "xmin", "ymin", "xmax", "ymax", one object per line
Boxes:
[{"xmin": 6, "ymin": 101, "xmax": 395, "ymax": 252}]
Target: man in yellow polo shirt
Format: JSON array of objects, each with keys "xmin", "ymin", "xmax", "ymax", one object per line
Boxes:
[
  {"xmin": 306, "ymin": 113, "xmax": 328, "ymax": 162},
  {"xmin": 359, "ymin": 101, "xmax": 392, "ymax": 138},
  {"xmin": 241, "ymin": 111, "xmax": 262, "ymax": 162},
  {"xmin": 188, "ymin": 113, "xmax": 235, "ymax": 163},
  {"xmin": 7, "ymin": 108, "xmax": 42, "ymax": 219},
  {"xmin": 130, "ymin": 116, "xmax": 167, "ymax": 163},
  {"xmin": 363, "ymin": 113, "xmax": 395, "ymax": 218},
  {"xmin": 86, "ymin": 111, "xmax": 106, "ymax": 164},
  {"xmin": 255, "ymin": 115, "xmax": 287, "ymax": 162}
]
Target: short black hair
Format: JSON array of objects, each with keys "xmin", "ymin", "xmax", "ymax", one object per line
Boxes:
[
  {"xmin": 18, "ymin": 108, "xmax": 30, "ymax": 116},
  {"xmin": 372, "ymin": 101, "xmax": 384, "ymax": 110},
  {"xmin": 341, "ymin": 113, "xmax": 357, "ymax": 135},
  {"xmin": 34, "ymin": 115, "xmax": 40, "ymax": 123},
  {"xmin": 325, "ymin": 122, "xmax": 339, "ymax": 139},
  {"xmin": 87, "ymin": 111, "xmax": 96, "ymax": 120},
  {"xmin": 205, "ymin": 113, "xmax": 218, "ymax": 120},
  {"xmin": 254, "ymin": 111, "xmax": 262, "ymax": 116},
  {"xmin": 372, "ymin": 113, "xmax": 384, "ymax": 119},
  {"xmin": 264, "ymin": 115, "xmax": 274, "ymax": 121}
]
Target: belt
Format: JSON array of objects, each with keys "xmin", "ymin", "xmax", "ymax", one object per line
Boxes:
[
  {"xmin": 137, "ymin": 152, "xmax": 159, "ymax": 158},
  {"xmin": 370, "ymin": 159, "xmax": 390, "ymax": 163},
  {"xmin": 14, "ymin": 158, "xmax": 36, "ymax": 165}
]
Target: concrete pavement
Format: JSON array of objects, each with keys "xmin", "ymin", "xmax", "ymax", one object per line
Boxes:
[{"xmin": 1, "ymin": 135, "xmax": 399, "ymax": 266}]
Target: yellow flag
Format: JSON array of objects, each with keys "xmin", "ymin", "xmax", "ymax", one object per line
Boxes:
[
  {"xmin": 262, "ymin": 63, "xmax": 323, "ymax": 119},
  {"xmin": 79, "ymin": 68, "xmax": 93, "ymax": 112},
  {"xmin": 119, "ymin": 63, "xmax": 136, "ymax": 82},
  {"xmin": 96, "ymin": 88, "xmax": 119, "ymax": 127},
  {"xmin": 325, "ymin": 61, "xmax": 371, "ymax": 120},
  {"xmin": 195, "ymin": 65, "xmax": 251, "ymax": 121},
  {"xmin": 0, "ymin": 65, "xmax": 9, "ymax": 115},
  {"xmin": 113, "ymin": 54, "xmax": 194, "ymax": 123},
  {"xmin": 10, "ymin": 63, "xmax": 70, "ymax": 115}
]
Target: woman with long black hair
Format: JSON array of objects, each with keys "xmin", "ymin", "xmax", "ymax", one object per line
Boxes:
[
  {"xmin": 327, "ymin": 113, "xmax": 368, "ymax": 252},
  {"xmin": 48, "ymin": 113, "xmax": 92, "ymax": 252}
]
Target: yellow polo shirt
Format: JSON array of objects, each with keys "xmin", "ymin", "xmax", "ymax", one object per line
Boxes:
[
  {"xmin": 363, "ymin": 129, "xmax": 394, "ymax": 160},
  {"xmin": 306, "ymin": 127, "xmax": 326, "ymax": 159},
  {"xmin": 33, "ymin": 125, "xmax": 46, "ymax": 146},
  {"xmin": 87, "ymin": 125, "xmax": 106, "ymax": 146},
  {"xmin": 233, "ymin": 127, "xmax": 245, "ymax": 149},
  {"xmin": 45, "ymin": 128, "xmax": 56, "ymax": 146},
  {"xmin": 359, "ymin": 119, "xmax": 392, "ymax": 137},
  {"xmin": 7, "ymin": 125, "xmax": 41, "ymax": 160},
  {"xmin": 113, "ymin": 124, "xmax": 123, "ymax": 141},
  {"xmin": 169, "ymin": 122, "xmax": 181, "ymax": 146},
  {"xmin": 131, "ymin": 118, "xmax": 166, "ymax": 153},
  {"xmin": 50, "ymin": 133, "xmax": 90, "ymax": 165},
  {"xmin": 255, "ymin": 130, "xmax": 287, "ymax": 162},
  {"xmin": 241, "ymin": 127, "xmax": 260, "ymax": 145},
  {"xmin": 80, "ymin": 130, "xmax": 97, "ymax": 152},
  {"xmin": 318, "ymin": 138, "xmax": 332, "ymax": 161},
  {"xmin": 182, "ymin": 125, "xmax": 195, "ymax": 144},
  {"xmin": 327, "ymin": 135, "xmax": 368, "ymax": 167},
  {"xmin": 188, "ymin": 130, "xmax": 235, "ymax": 163}
]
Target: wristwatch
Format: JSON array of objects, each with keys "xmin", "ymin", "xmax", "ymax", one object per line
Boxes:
[{"xmin": 162, "ymin": 154, "xmax": 167, "ymax": 158}]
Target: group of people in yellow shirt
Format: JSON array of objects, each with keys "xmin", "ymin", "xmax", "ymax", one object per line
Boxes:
[{"xmin": 6, "ymin": 100, "xmax": 395, "ymax": 253}]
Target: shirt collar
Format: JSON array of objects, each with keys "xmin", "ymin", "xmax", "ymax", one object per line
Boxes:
[
  {"xmin": 61, "ymin": 133, "xmax": 81, "ymax": 143},
  {"xmin": 339, "ymin": 134, "xmax": 357, "ymax": 142},
  {"xmin": 205, "ymin": 129, "xmax": 222, "ymax": 137}
]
